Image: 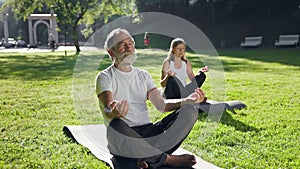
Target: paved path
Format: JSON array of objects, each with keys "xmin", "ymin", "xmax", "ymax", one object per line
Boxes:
[{"xmin": 0, "ymin": 46, "xmax": 77, "ymax": 53}]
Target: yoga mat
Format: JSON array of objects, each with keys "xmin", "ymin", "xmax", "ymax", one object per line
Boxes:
[
  {"xmin": 198, "ymin": 100, "xmax": 246, "ymax": 113},
  {"xmin": 63, "ymin": 124, "xmax": 222, "ymax": 169}
]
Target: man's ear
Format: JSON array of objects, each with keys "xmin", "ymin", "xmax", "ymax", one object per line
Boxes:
[{"xmin": 107, "ymin": 49, "xmax": 114, "ymax": 60}]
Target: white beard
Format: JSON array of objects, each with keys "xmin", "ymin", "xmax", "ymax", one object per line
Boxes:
[{"xmin": 115, "ymin": 50, "xmax": 137, "ymax": 66}]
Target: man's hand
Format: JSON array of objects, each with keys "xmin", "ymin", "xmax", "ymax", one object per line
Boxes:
[
  {"xmin": 185, "ymin": 88, "xmax": 206, "ymax": 104},
  {"xmin": 110, "ymin": 100, "xmax": 129, "ymax": 118}
]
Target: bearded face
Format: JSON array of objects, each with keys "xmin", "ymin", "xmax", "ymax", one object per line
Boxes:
[
  {"xmin": 110, "ymin": 35, "xmax": 137, "ymax": 66},
  {"xmin": 113, "ymin": 49, "xmax": 137, "ymax": 66}
]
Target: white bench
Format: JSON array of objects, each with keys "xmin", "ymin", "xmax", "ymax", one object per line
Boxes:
[
  {"xmin": 275, "ymin": 35, "xmax": 299, "ymax": 47},
  {"xmin": 240, "ymin": 36, "xmax": 263, "ymax": 48}
]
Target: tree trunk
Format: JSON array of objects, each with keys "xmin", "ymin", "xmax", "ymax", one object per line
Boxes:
[{"xmin": 72, "ymin": 25, "xmax": 81, "ymax": 55}]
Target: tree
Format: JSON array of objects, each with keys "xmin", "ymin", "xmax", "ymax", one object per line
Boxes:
[{"xmin": 1, "ymin": 0, "xmax": 137, "ymax": 54}]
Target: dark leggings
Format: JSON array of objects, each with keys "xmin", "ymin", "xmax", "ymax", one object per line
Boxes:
[
  {"xmin": 108, "ymin": 105, "xmax": 198, "ymax": 169},
  {"xmin": 164, "ymin": 73, "xmax": 206, "ymax": 99}
]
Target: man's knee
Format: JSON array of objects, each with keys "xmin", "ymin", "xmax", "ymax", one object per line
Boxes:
[
  {"xmin": 108, "ymin": 118, "xmax": 132, "ymax": 136},
  {"xmin": 179, "ymin": 105, "xmax": 198, "ymax": 121},
  {"xmin": 108, "ymin": 119, "xmax": 142, "ymax": 138},
  {"xmin": 109, "ymin": 118, "xmax": 127, "ymax": 129}
]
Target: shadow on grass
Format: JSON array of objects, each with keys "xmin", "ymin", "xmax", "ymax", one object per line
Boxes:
[
  {"xmin": 198, "ymin": 111, "xmax": 259, "ymax": 132},
  {"xmin": 3, "ymin": 49, "xmax": 298, "ymax": 81},
  {"xmin": 0, "ymin": 51, "xmax": 166, "ymax": 81},
  {"xmin": 0, "ymin": 54, "xmax": 77, "ymax": 80}
]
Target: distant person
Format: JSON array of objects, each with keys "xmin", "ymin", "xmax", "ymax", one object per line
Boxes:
[
  {"xmin": 160, "ymin": 38, "xmax": 209, "ymax": 99},
  {"xmin": 49, "ymin": 33, "xmax": 56, "ymax": 51},
  {"xmin": 96, "ymin": 28, "xmax": 206, "ymax": 169},
  {"xmin": 144, "ymin": 32, "xmax": 150, "ymax": 48}
]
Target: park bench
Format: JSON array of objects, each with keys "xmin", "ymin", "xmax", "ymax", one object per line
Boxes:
[
  {"xmin": 240, "ymin": 36, "xmax": 263, "ymax": 48},
  {"xmin": 274, "ymin": 34, "xmax": 299, "ymax": 47}
]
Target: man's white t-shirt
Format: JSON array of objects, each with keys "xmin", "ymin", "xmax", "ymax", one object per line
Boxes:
[{"xmin": 96, "ymin": 65, "xmax": 156, "ymax": 127}]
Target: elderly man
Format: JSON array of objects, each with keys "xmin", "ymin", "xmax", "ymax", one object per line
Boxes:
[{"xmin": 96, "ymin": 28, "xmax": 206, "ymax": 169}]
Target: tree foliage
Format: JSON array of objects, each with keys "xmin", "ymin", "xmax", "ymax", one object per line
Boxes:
[
  {"xmin": 135, "ymin": 0, "xmax": 300, "ymax": 47},
  {"xmin": 1, "ymin": 0, "xmax": 137, "ymax": 54},
  {"xmin": 136, "ymin": 0, "xmax": 300, "ymax": 23}
]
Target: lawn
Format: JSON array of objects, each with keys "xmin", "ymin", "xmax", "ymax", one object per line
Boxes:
[{"xmin": 0, "ymin": 48, "xmax": 299, "ymax": 168}]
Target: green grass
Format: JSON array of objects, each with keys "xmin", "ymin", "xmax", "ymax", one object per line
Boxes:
[{"xmin": 0, "ymin": 48, "xmax": 299, "ymax": 168}]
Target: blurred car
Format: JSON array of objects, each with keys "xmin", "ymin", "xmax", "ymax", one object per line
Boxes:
[
  {"xmin": 1, "ymin": 38, "xmax": 16, "ymax": 48},
  {"xmin": 58, "ymin": 41, "xmax": 74, "ymax": 46},
  {"xmin": 15, "ymin": 40, "xmax": 27, "ymax": 48}
]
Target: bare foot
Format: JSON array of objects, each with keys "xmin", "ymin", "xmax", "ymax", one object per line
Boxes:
[
  {"xmin": 165, "ymin": 154, "xmax": 196, "ymax": 167},
  {"xmin": 137, "ymin": 160, "xmax": 148, "ymax": 169}
]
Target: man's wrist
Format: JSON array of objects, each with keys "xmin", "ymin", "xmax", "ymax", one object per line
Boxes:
[
  {"xmin": 181, "ymin": 98, "xmax": 189, "ymax": 105},
  {"xmin": 104, "ymin": 107, "xmax": 115, "ymax": 119},
  {"xmin": 182, "ymin": 98, "xmax": 194, "ymax": 105},
  {"xmin": 104, "ymin": 107, "xmax": 112, "ymax": 114}
]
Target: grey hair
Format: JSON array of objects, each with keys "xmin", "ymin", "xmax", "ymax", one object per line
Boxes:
[{"xmin": 104, "ymin": 28, "xmax": 133, "ymax": 51}]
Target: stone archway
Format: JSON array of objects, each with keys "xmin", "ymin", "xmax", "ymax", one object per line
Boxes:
[
  {"xmin": 28, "ymin": 12, "xmax": 58, "ymax": 47},
  {"xmin": 32, "ymin": 20, "xmax": 50, "ymax": 45}
]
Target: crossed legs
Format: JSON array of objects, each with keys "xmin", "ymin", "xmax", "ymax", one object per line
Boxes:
[
  {"xmin": 164, "ymin": 73, "xmax": 206, "ymax": 99},
  {"xmin": 107, "ymin": 105, "xmax": 198, "ymax": 168}
]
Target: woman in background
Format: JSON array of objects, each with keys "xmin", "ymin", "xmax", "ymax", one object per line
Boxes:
[
  {"xmin": 160, "ymin": 38, "xmax": 208, "ymax": 99},
  {"xmin": 144, "ymin": 32, "xmax": 150, "ymax": 48}
]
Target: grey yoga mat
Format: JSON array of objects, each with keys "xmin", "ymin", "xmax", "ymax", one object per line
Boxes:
[
  {"xmin": 198, "ymin": 100, "xmax": 246, "ymax": 113},
  {"xmin": 63, "ymin": 124, "xmax": 222, "ymax": 169}
]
